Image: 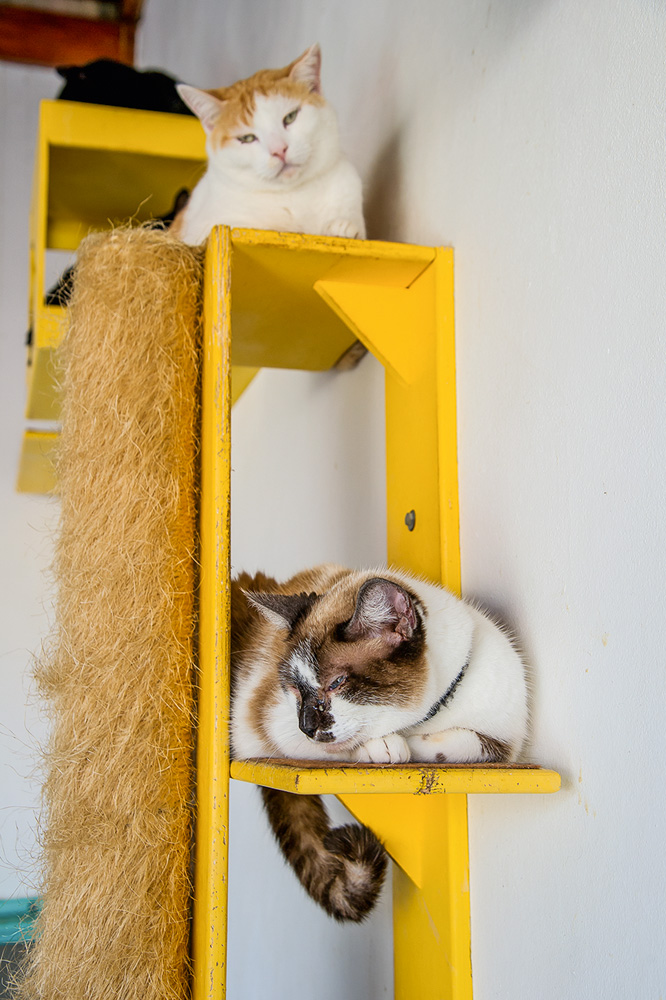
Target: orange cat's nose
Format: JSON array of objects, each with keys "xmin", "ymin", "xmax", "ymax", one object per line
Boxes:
[{"xmin": 270, "ymin": 143, "xmax": 288, "ymax": 162}]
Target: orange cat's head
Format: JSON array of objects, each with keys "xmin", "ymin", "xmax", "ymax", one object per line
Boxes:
[{"xmin": 177, "ymin": 44, "xmax": 340, "ymax": 189}]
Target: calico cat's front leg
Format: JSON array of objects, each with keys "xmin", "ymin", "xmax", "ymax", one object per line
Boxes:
[
  {"xmin": 353, "ymin": 733, "xmax": 411, "ymax": 764},
  {"xmin": 407, "ymin": 728, "xmax": 512, "ymax": 764}
]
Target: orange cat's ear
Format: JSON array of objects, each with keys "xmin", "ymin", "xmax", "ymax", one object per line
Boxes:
[
  {"xmin": 176, "ymin": 84, "xmax": 226, "ymax": 134},
  {"xmin": 288, "ymin": 43, "xmax": 322, "ymax": 94}
]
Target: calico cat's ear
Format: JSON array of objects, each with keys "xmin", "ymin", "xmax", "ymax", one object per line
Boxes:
[
  {"xmin": 176, "ymin": 84, "xmax": 226, "ymax": 134},
  {"xmin": 344, "ymin": 579, "xmax": 417, "ymax": 648},
  {"xmin": 288, "ymin": 43, "xmax": 322, "ymax": 94},
  {"xmin": 246, "ymin": 590, "xmax": 318, "ymax": 631}
]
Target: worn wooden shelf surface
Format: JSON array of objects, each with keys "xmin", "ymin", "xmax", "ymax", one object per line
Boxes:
[{"xmin": 230, "ymin": 758, "xmax": 561, "ymax": 795}]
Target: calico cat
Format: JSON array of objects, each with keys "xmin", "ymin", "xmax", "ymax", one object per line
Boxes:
[
  {"xmin": 170, "ymin": 45, "xmax": 366, "ymax": 245},
  {"xmin": 231, "ymin": 564, "xmax": 528, "ymax": 920}
]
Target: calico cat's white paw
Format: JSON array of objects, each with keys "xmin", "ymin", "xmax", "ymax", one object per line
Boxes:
[
  {"xmin": 353, "ymin": 733, "xmax": 411, "ymax": 764},
  {"xmin": 324, "ymin": 219, "xmax": 363, "ymax": 239},
  {"xmin": 407, "ymin": 727, "xmax": 511, "ymax": 763}
]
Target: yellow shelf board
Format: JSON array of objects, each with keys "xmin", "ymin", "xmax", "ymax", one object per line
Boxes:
[
  {"xmin": 28, "ymin": 100, "xmax": 208, "ymax": 427},
  {"xmin": 26, "ymin": 304, "xmax": 67, "ymax": 421},
  {"xmin": 40, "ymin": 100, "xmax": 206, "ymax": 249},
  {"xmin": 226, "ymin": 228, "xmax": 435, "ymax": 370},
  {"xmin": 26, "ymin": 310, "xmax": 64, "ymax": 422},
  {"xmin": 229, "ymin": 759, "xmax": 561, "ymax": 796},
  {"xmin": 40, "ymin": 100, "xmax": 206, "ymax": 157},
  {"xmin": 32, "ymin": 303, "xmax": 66, "ymax": 351},
  {"xmin": 47, "ymin": 146, "xmax": 205, "ymax": 250},
  {"xmin": 27, "ymin": 230, "xmax": 438, "ymax": 422},
  {"xmin": 16, "ymin": 430, "xmax": 58, "ymax": 494}
]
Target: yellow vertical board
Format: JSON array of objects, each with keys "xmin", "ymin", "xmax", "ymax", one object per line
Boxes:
[
  {"xmin": 392, "ymin": 795, "xmax": 470, "ymax": 1000},
  {"xmin": 341, "ymin": 792, "xmax": 470, "ymax": 1000},
  {"xmin": 315, "ymin": 248, "xmax": 459, "ymax": 589},
  {"xmin": 193, "ymin": 227, "xmax": 232, "ymax": 1000},
  {"xmin": 319, "ymin": 248, "xmax": 471, "ymax": 1000}
]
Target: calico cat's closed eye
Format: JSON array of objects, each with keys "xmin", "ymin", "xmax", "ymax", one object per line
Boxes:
[
  {"xmin": 328, "ymin": 675, "xmax": 347, "ymax": 692},
  {"xmin": 283, "ymin": 108, "xmax": 299, "ymax": 126},
  {"xmin": 237, "ymin": 133, "xmax": 257, "ymax": 143}
]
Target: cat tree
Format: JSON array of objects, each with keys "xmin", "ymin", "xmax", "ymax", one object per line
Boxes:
[
  {"xmin": 197, "ymin": 226, "xmax": 560, "ymax": 1000},
  {"xmin": 21, "ymin": 99, "xmax": 560, "ymax": 1000}
]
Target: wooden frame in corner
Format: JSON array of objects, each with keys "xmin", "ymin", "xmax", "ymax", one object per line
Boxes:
[{"xmin": 0, "ymin": 0, "xmax": 145, "ymax": 68}]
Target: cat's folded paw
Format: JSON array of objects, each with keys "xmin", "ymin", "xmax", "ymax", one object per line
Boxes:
[
  {"xmin": 353, "ymin": 733, "xmax": 411, "ymax": 764},
  {"xmin": 324, "ymin": 219, "xmax": 364, "ymax": 240},
  {"xmin": 407, "ymin": 727, "xmax": 512, "ymax": 763}
]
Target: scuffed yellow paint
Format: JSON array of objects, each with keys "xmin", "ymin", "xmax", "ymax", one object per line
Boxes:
[
  {"xmin": 193, "ymin": 228, "xmax": 232, "ymax": 1000},
  {"xmin": 229, "ymin": 760, "xmax": 561, "ymax": 797}
]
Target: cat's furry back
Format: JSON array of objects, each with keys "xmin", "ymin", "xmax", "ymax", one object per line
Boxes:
[
  {"xmin": 230, "ymin": 564, "xmax": 529, "ymax": 920},
  {"xmin": 56, "ymin": 59, "xmax": 193, "ymax": 114},
  {"xmin": 171, "ymin": 45, "xmax": 365, "ymax": 244}
]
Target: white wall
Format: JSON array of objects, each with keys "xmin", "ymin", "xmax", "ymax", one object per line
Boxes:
[
  {"xmin": 0, "ymin": 63, "xmax": 59, "ymax": 899},
  {"xmin": 137, "ymin": 1, "xmax": 666, "ymax": 996},
  {"xmin": 1, "ymin": 0, "xmax": 664, "ymax": 996}
]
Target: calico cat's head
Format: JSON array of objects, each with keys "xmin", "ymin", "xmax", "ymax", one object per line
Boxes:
[
  {"xmin": 177, "ymin": 44, "xmax": 340, "ymax": 189},
  {"xmin": 247, "ymin": 574, "xmax": 428, "ymax": 751}
]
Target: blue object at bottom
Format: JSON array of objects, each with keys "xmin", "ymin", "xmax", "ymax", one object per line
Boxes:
[{"xmin": 0, "ymin": 899, "xmax": 40, "ymax": 943}]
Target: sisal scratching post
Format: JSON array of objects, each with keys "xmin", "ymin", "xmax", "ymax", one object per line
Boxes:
[{"xmin": 19, "ymin": 229, "xmax": 204, "ymax": 1000}]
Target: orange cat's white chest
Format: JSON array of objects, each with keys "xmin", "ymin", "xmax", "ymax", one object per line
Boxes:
[
  {"xmin": 174, "ymin": 69, "xmax": 365, "ymax": 245},
  {"xmin": 176, "ymin": 158, "xmax": 364, "ymax": 244}
]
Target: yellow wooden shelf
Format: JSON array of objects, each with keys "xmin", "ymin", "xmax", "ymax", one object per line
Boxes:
[
  {"xmin": 227, "ymin": 229, "xmax": 434, "ymax": 370},
  {"xmin": 26, "ymin": 100, "xmax": 207, "ymax": 422},
  {"xmin": 20, "ymin": 219, "xmax": 438, "ymax": 489},
  {"xmin": 230, "ymin": 759, "xmax": 562, "ymax": 796},
  {"xmin": 16, "ymin": 429, "xmax": 58, "ymax": 494},
  {"xmin": 25, "ymin": 305, "xmax": 67, "ymax": 423},
  {"xmin": 35, "ymin": 100, "xmax": 206, "ymax": 250},
  {"xmin": 197, "ymin": 227, "xmax": 560, "ymax": 1000}
]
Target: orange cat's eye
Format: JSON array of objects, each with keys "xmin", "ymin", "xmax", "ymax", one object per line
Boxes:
[
  {"xmin": 328, "ymin": 675, "xmax": 347, "ymax": 692},
  {"xmin": 283, "ymin": 108, "xmax": 299, "ymax": 127},
  {"xmin": 237, "ymin": 133, "xmax": 257, "ymax": 143}
]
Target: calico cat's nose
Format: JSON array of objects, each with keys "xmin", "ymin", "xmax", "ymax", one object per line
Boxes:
[
  {"xmin": 299, "ymin": 695, "xmax": 332, "ymax": 740},
  {"xmin": 299, "ymin": 702, "xmax": 321, "ymax": 738}
]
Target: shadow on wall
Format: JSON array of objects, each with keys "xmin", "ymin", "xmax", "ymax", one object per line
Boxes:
[{"xmin": 363, "ymin": 126, "xmax": 405, "ymax": 243}]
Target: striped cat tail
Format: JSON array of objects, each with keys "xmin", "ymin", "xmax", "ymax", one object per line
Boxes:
[{"xmin": 261, "ymin": 787, "xmax": 387, "ymax": 922}]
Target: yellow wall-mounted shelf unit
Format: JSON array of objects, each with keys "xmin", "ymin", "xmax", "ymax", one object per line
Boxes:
[
  {"xmin": 25, "ymin": 99, "xmax": 206, "ymax": 428},
  {"xmin": 22, "ymin": 101, "xmax": 559, "ymax": 998},
  {"xmin": 198, "ymin": 226, "xmax": 560, "ymax": 1000}
]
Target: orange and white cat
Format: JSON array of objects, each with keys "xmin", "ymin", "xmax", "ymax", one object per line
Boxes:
[
  {"xmin": 171, "ymin": 45, "xmax": 365, "ymax": 244},
  {"xmin": 230, "ymin": 564, "xmax": 529, "ymax": 921}
]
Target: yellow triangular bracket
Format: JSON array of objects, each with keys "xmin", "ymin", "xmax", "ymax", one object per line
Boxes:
[{"xmin": 315, "ymin": 276, "xmax": 433, "ymax": 386}]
